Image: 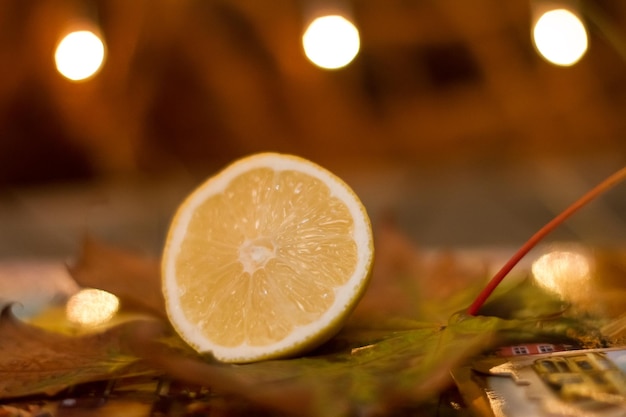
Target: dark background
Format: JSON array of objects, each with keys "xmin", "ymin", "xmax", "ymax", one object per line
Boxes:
[{"xmin": 1, "ymin": 0, "xmax": 626, "ymax": 258}]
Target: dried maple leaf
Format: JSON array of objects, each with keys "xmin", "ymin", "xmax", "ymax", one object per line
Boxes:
[
  {"xmin": 50, "ymin": 226, "xmax": 618, "ymax": 416},
  {"xmin": 59, "ymin": 230, "xmax": 514, "ymax": 415},
  {"xmin": 132, "ymin": 311, "xmax": 591, "ymax": 417},
  {"xmin": 68, "ymin": 237, "xmax": 165, "ymax": 319},
  {"xmin": 351, "ymin": 219, "xmax": 488, "ymax": 324},
  {"xmin": 0, "ymin": 305, "xmax": 157, "ymax": 399},
  {"xmin": 130, "ymin": 316, "xmax": 492, "ymax": 416}
]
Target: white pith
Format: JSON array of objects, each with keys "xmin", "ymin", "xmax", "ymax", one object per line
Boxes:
[{"xmin": 238, "ymin": 238, "xmax": 275, "ymax": 274}]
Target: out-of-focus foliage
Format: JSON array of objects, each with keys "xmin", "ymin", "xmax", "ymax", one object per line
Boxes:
[
  {"xmin": 0, "ymin": 224, "xmax": 623, "ymax": 416},
  {"xmin": 0, "ymin": 306, "xmax": 155, "ymax": 398}
]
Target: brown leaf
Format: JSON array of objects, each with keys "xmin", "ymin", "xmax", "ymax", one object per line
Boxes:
[
  {"xmin": 129, "ymin": 326, "xmax": 318, "ymax": 417},
  {"xmin": 350, "ymin": 219, "xmax": 488, "ymax": 324},
  {"xmin": 68, "ymin": 237, "xmax": 165, "ymax": 319},
  {"xmin": 0, "ymin": 305, "xmax": 156, "ymax": 399}
]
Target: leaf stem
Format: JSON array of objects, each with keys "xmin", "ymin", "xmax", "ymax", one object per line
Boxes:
[{"xmin": 467, "ymin": 166, "xmax": 626, "ymax": 316}]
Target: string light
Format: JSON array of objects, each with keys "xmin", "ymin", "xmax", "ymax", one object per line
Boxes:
[
  {"xmin": 55, "ymin": 29, "xmax": 106, "ymax": 81},
  {"xmin": 302, "ymin": 14, "xmax": 360, "ymax": 70},
  {"xmin": 531, "ymin": 248, "xmax": 592, "ymax": 302},
  {"xmin": 532, "ymin": 7, "xmax": 588, "ymax": 66},
  {"xmin": 66, "ymin": 288, "xmax": 120, "ymax": 326}
]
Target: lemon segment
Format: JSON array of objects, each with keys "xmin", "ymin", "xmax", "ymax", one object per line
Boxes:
[{"xmin": 162, "ymin": 153, "xmax": 373, "ymax": 363}]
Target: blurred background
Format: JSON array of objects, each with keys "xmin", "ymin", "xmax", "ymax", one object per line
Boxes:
[{"xmin": 1, "ymin": 0, "xmax": 626, "ymax": 259}]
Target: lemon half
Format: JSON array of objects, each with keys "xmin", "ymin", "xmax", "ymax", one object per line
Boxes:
[{"xmin": 162, "ymin": 153, "xmax": 374, "ymax": 363}]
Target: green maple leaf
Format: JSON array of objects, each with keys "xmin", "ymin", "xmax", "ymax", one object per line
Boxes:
[{"xmin": 131, "ymin": 307, "xmax": 593, "ymax": 417}]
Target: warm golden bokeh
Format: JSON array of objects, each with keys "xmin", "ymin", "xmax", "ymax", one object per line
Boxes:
[
  {"xmin": 302, "ymin": 15, "xmax": 360, "ymax": 69},
  {"xmin": 0, "ymin": 0, "xmax": 625, "ymax": 187},
  {"xmin": 66, "ymin": 288, "xmax": 120, "ymax": 326},
  {"xmin": 531, "ymin": 247, "xmax": 593, "ymax": 303},
  {"xmin": 55, "ymin": 30, "xmax": 106, "ymax": 81},
  {"xmin": 532, "ymin": 8, "xmax": 588, "ymax": 66},
  {"xmin": 0, "ymin": 1, "xmax": 625, "ymax": 258}
]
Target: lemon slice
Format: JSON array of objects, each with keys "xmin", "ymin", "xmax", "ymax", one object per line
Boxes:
[{"xmin": 162, "ymin": 153, "xmax": 374, "ymax": 363}]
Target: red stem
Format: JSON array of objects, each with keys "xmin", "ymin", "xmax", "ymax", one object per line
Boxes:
[{"xmin": 467, "ymin": 166, "xmax": 626, "ymax": 316}]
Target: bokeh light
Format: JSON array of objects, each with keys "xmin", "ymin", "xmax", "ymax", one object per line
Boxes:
[
  {"xmin": 532, "ymin": 8, "xmax": 588, "ymax": 66},
  {"xmin": 55, "ymin": 30, "xmax": 106, "ymax": 81},
  {"xmin": 531, "ymin": 248, "xmax": 592, "ymax": 301},
  {"xmin": 66, "ymin": 288, "xmax": 119, "ymax": 326},
  {"xmin": 302, "ymin": 15, "xmax": 360, "ymax": 70}
]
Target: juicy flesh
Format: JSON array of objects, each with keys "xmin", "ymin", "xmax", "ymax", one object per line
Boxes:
[{"xmin": 174, "ymin": 168, "xmax": 358, "ymax": 347}]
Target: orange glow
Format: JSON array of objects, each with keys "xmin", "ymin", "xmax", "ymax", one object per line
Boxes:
[
  {"xmin": 302, "ymin": 15, "xmax": 360, "ymax": 70},
  {"xmin": 66, "ymin": 288, "xmax": 119, "ymax": 326},
  {"xmin": 533, "ymin": 8, "xmax": 588, "ymax": 66},
  {"xmin": 55, "ymin": 30, "xmax": 106, "ymax": 81},
  {"xmin": 531, "ymin": 248, "xmax": 592, "ymax": 301}
]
